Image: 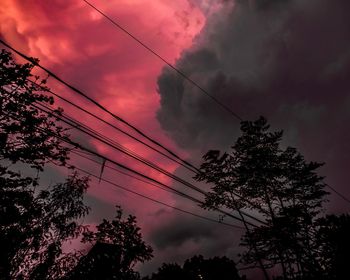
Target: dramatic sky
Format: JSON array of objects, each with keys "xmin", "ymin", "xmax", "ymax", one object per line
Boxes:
[{"xmin": 1, "ymin": 0, "xmax": 350, "ymax": 278}]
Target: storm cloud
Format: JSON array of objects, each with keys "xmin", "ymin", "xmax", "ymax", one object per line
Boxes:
[{"xmin": 157, "ymin": 0, "xmax": 350, "ymax": 213}]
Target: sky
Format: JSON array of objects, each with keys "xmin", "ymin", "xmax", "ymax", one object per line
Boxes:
[{"xmin": 1, "ymin": 0, "xmax": 350, "ymax": 278}]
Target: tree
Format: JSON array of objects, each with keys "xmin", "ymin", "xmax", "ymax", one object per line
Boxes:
[
  {"xmin": 0, "ymin": 49, "xmax": 68, "ymax": 170},
  {"xmin": 1, "ymin": 48, "xmax": 156, "ymax": 280},
  {"xmin": 144, "ymin": 263, "xmax": 186, "ymax": 280},
  {"xmin": 74, "ymin": 206, "xmax": 153, "ymax": 280},
  {"xmin": 313, "ymin": 214, "xmax": 350, "ymax": 280},
  {"xmin": 195, "ymin": 117, "xmax": 329, "ymax": 279},
  {"xmin": 0, "ymin": 48, "xmax": 91, "ymax": 279},
  {"xmin": 183, "ymin": 255, "xmax": 242, "ymax": 280},
  {"xmin": 1, "ymin": 48, "xmax": 154, "ymax": 279},
  {"xmin": 144, "ymin": 255, "xmax": 242, "ymax": 280}
]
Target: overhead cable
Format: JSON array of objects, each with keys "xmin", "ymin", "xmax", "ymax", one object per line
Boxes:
[
  {"xmin": 82, "ymin": 0, "xmax": 243, "ymax": 121},
  {"xmin": 34, "ymin": 101, "xmax": 267, "ymax": 226},
  {"xmin": 0, "ymin": 39, "xmax": 198, "ymax": 174},
  {"xmin": 66, "ymin": 162, "xmax": 245, "ymax": 229}
]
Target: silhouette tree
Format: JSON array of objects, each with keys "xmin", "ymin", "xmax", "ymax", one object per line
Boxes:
[
  {"xmin": 195, "ymin": 117, "xmax": 329, "ymax": 279},
  {"xmin": 67, "ymin": 206, "xmax": 153, "ymax": 280},
  {"xmin": 0, "ymin": 48, "xmax": 91, "ymax": 279},
  {"xmin": 144, "ymin": 263, "xmax": 186, "ymax": 280},
  {"xmin": 1, "ymin": 48, "xmax": 154, "ymax": 279},
  {"xmin": 0, "ymin": 49, "xmax": 68, "ymax": 170},
  {"xmin": 313, "ymin": 214, "xmax": 350, "ymax": 280},
  {"xmin": 144, "ymin": 255, "xmax": 242, "ymax": 280}
]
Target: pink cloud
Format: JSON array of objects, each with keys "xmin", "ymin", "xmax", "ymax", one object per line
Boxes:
[{"xmin": 0, "ymin": 0, "xmax": 205, "ymax": 228}]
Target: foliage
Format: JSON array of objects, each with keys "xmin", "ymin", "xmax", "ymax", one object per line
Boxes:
[
  {"xmin": 313, "ymin": 214, "xmax": 350, "ymax": 280},
  {"xmin": 79, "ymin": 206, "xmax": 153, "ymax": 279},
  {"xmin": 144, "ymin": 255, "xmax": 242, "ymax": 280},
  {"xmin": 195, "ymin": 117, "xmax": 329, "ymax": 279},
  {"xmin": 1, "ymin": 48, "xmax": 155, "ymax": 279},
  {"xmin": 0, "ymin": 48, "xmax": 91, "ymax": 279},
  {"xmin": 145, "ymin": 263, "xmax": 186, "ymax": 280},
  {"xmin": 0, "ymin": 49, "xmax": 69, "ymax": 170}
]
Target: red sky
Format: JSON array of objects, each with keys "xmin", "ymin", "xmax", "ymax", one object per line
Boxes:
[
  {"xmin": 4, "ymin": 1, "xmax": 349, "ymax": 278},
  {"xmin": 0, "ymin": 0, "xmax": 205, "ymax": 206},
  {"xmin": 0, "ymin": 0, "xmax": 227, "ymax": 268}
]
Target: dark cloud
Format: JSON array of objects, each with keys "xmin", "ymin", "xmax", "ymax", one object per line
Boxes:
[
  {"xmin": 141, "ymin": 209, "xmax": 242, "ymax": 276},
  {"xmin": 157, "ymin": 0, "xmax": 350, "ymax": 213},
  {"xmin": 151, "ymin": 213, "xmax": 217, "ymax": 249},
  {"xmin": 154, "ymin": 0, "xmax": 350, "ymax": 268}
]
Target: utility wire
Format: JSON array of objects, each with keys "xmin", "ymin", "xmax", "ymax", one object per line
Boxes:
[
  {"xmin": 78, "ymin": 2, "xmax": 350, "ymax": 210},
  {"xmin": 1, "ymin": 40, "xmax": 270, "ymax": 219},
  {"xmin": 67, "ymin": 149, "xmax": 245, "ymax": 230},
  {"xmin": 36, "ymin": 82, "xmax": 350, "ymax": 209},
  {"xmin": 34, "ymin": 103, "xmax": 208, "ymax": 196},
  {"xmin": 37, "ymin": 101, "xmax": 350, "ymax": 221},
  {"xmin": 65, "ymin": 162, "xmax": 245, "ymax": 230},
  {"xmin": 27, "ymin": 79, "xmax": 199, "ymax": 174},
  {"xmin": 59, "ymin": 136, "xmax": 261, "ymax": 228},
  {"xmin": 0, "ymin": 39, "xmax": 198, "ymax": 174},
  {"xmin": 30, "ymin": 79, "xmax": 268, "ymax": 215},
  {"xmin": 66, "ymin": 149, "xmax": 245, "ymax": 229},
  {"xmin": 4, "ymin": 40, "xmax": 348, "ymax": 220},
  {"xmin": 15, "ymin": 134, "xmax": 243, "ymax": 230},
  {"xmin": 35, "ymin": 102, "xmax": 266, "ymax": 226},
  {"xmin": 82, "ymin": 0, "xmax": 243, "ymax": 122},
  {"xmin": 4, "ymin": 109, "xmax": 261, "ymax": 228},
  {"xmin": 326, "ymin": 184, "xmax": 350, "ymax": 205},
  {"xmin": 70, "ymin": 149, "xmax": 173, "ymax": 194},
  {"xmin": 70, "ymin": 148, "xmax": 257, "ymax": 230},
  {"xmin": 34, "ymin": 101, "xmax": 267, "ymax": 226}
]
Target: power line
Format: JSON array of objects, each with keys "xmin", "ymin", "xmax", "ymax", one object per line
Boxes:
[
  {"xmin": 70, "ymin": 148, "xmax": 259, "ymax": 228},
  {"xmin": 36, "ymin": 104, "xmax": 266, "ymax": 226},
  {"xmin": 68, "ymin": 148, "xmax": 246, "ymax": 230},
  {"xmin": 59, "ymin": 138, "xmax": 261, "ymax": 228},
  {"xmin": 0, "ymin": 39, "xmax": 198, "ymax": 174},
  {"xmin": 37, "ymin": 84, "xmax": 350, "ymax": 210},
  {"xmin": 30, "ymin": 79, "xmax": 268, "ymax": 215},
  {"xmin": 73, "ymin": 153, "xmax": 173, "ymax": 197},
  {"xmin": 4, "ymin": 39, "xmax": 348, "ymax": 221},
  {"xmin": 36, "ymin": 100, "xmax": 350, "ymax": 220},
  {"xmin": 63, "ymin": 150, "xmax": 245, "ymax": 229},
  {"xmin": 3, "ymin": 109, "xmax": 261, "ymax": 228},
  {"xmin": 33, "ymin": 101, "xmax": 267, "ymax": 226},
  {"xmin": 77, "ymin": 2, "xmax": 350, "ymax": 209},
  {"xmin": 65, "ymin": 162, "xmax": 245, "ymax": 230},
  {"xmin": 5, "ymin": 129, "xmax": 243, "ymax": 230},
  {"xmin": 27, "ymin": 78, "xmax": 199, "ymax": 174},
  {"xmin": 70, "ymin": 149, "xmax": 174, "ymax": 193},
  {"xmin": 0, "ymin": 40, "xmax": 270, "ymax": 221},
  {"xmin": 326, "ymin": 184, "xmax": 350, "ymax": 205},
  {"xmin": 33, "ymin": 102, "xmax": 208, "ymax": 196},
  {"xmin": 36, "ymin": 101, "xmax": 350, "ymax": 218},
  {"xmin": 82, "ymin": 0, "xmax": 243, "ymax": 122}
]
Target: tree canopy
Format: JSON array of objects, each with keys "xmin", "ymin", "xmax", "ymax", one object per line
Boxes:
[
  {"xmin": 313, "ymin": 214, "xmax": 350, "ymax": 280},
  {"xmin": 195, "ymin": 117, "xmax": 329, "ymax": 279},
  {"xmin": 77, "ymin": 206, "xmax": 153, "ymax": 280},
  {"xmin": 0, "ymin": 49, "xmax": 153, "ymax": 279},
  {"xmin": 2, "ymin": 47, "xmax": 348, "ymax": 280},
  {"xmin": 0, "ymin": 48, "xmax": 90, "ymax": 279},
  {"xmin": 144, "ymin": 255, "xmax": 242, "ymax": 280}
]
